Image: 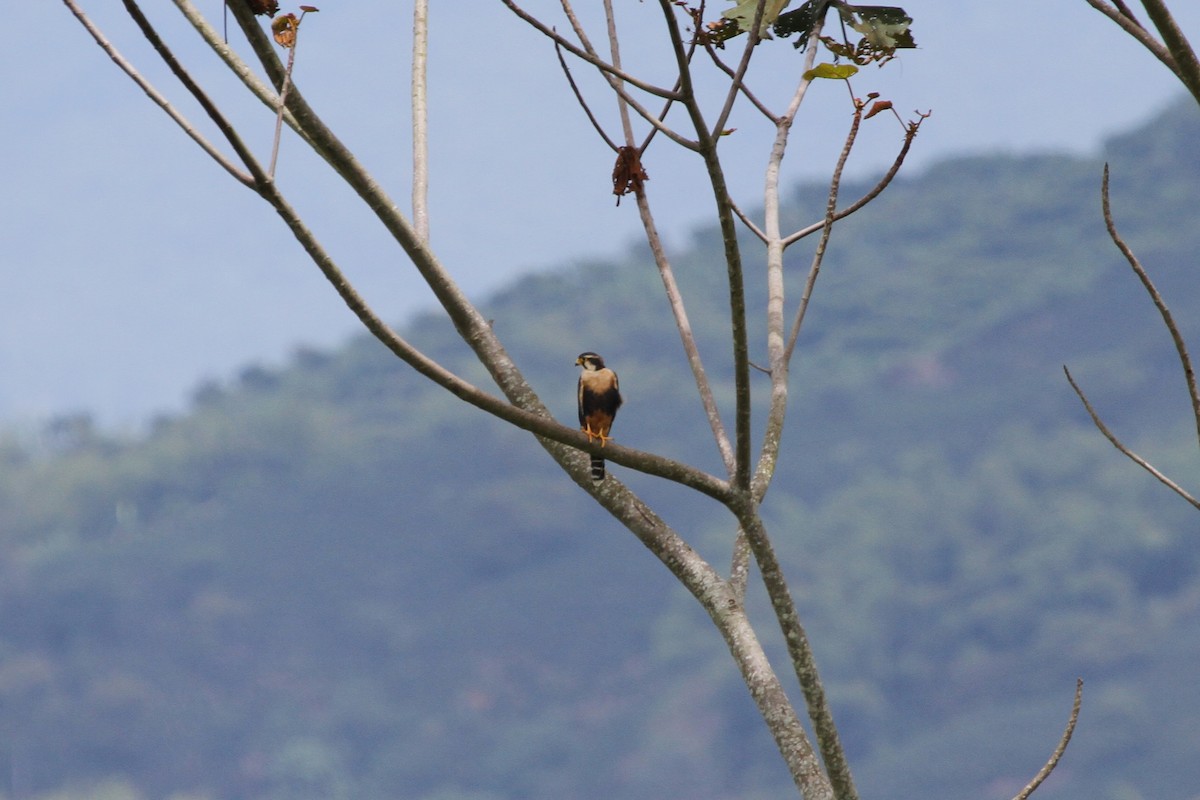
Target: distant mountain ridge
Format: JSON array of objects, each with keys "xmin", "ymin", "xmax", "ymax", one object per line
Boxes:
[{"xmin": 1, "ymin": 98, "xmax": 1199, "ymax": 800}]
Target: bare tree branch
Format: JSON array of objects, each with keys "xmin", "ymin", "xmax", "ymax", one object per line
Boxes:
[
  {"xmin": 1113, "ymin": 0, "xmax": 1145, "ymax": 27},
  {"xmin": 784, "ymin": 98, "xmax": 861, "ymax": 366},
  {"xmin": 1083, "ymin": 0, "xmax": 1181, "ymax": 81},
  {"xmin": 638, "ymin": 190, "xmax": 739, "ymax": 476},
  {"xmin": 546, "ymin": 0, "xmax": 699, "ymax": 150},
  {"xmin": 706, "ymin": 580, "xmax": 834, "ymax": 800},
  {"xmin": 412, "ymin": 0, "xmax": 430, "ymax": 241},
  {"xmin": 756, "ymin": 25, "xmax": 822, "ymax": 502},
  {"xmin": 626, "ymin": 4, "xmax": 698, "ymax": 156},
  {"xmin": 173, "ymin": 0, "xmax": 313, "ymax": 150},
  {"xmin": 500, "ymin": 0, "xmax": 683, "ymax": 101},
  {"xmin": 713, "ymin": 0, "xmax": 772, "ymax": 135},
  {"xmin": 1063, "ymin": 366, "xmax": 1200, "ymax": 509},
  {"xmin": 783, "ymin": 112, "xmax": 924, "ymax": 248},
  {"xmin": 61, "ymin": 0, "xmax": 254, "ymax": 186},
  {"xmin": 730, "ymin": 195, "xmax": 769, "ymax": 242},
  {"xmin": 1010, "ymin": 679, "xmax": 1084, "ymax": 800},
  {"xmin": 1139, "ymin": 0, "xmax": 1200, "ymax": 104},
  {"xmin": 705, "ymin": 42, "xmax": 780, "ymax": 123},
  {"xmin": 657, "ymin": 0, "xmax": 754, "ymax": 489},
  {"xmin": 268, "ymin": 14, "xmax": 305, "ymax": 179},
  {"xmin": 75, "ymin": 22, "xmax": 815, "ymax": 791},
  {"xmin": 736, "ymin": 505, "xmax": 858, "ymax": 800},
  {"xmin": 1101, "ymin": 164, "xmax": 1200, "ymax": 448},
  {"xmin": 554, "ymin": 40, "xmax": 621, "ymax": 152}
]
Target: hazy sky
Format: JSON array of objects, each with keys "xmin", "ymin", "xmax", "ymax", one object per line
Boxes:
[{"xmin": 4, "ymin": 1, "xmax": 1198, "ymax": 426}]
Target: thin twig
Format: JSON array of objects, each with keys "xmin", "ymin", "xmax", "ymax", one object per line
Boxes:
[
  {"xmin": 554, "ymin": 40, "xmax": 620, "ymax": 151},
  {"xmin": 713, "ymin": 0, "xmax": 770, "ymax": 135},
  {"xmin": 629, "ymin": 0, "xmax": 700, "ymax": 156},
  {"xmin": 61, "ymin": 0, "xmax": 254, "ymax": 186},
  {"xmin": 783, "ymin": 112, "xmax": 925, "ymax": 247},
  {"xmin": 173, "ymin": 0, "xmax": 313, "ymax": 147},
  {"xmin": 638, "ymin": 12, "xmax": 700, "ymax": 154},
  {"xmin": 501, "ymin": 0, "xmax": 682, "ymax": 100},
  {"xmin": 639, "ymin": 76, "xmax": 688, "ymax": 153},
  {"xmin": 1010, "ymin": 679, "xmax": 1084, "ymax": 800},
  {"xmin": 785, "ymin": 100, "xmax": 861, "ymax": 364},
  {"xmin": 546, "ymin": 1, "xmax": 698, "ymax": 151},
  {"xmin": 1064, "ymin": 366, "xmax": 1200, "ymax": 509},
  {"xmin": 704, "ymin": 42, "xmax": 779, "ymax": 123},
  {"xmin": 729, "ymin": 196, "xmax": 769, "ymax": 243},
  {"xmin": 1102, "ymin": 164, "xmax": 1200, "ymax": 449},
  {"xmin": 269, "ymin": 25, "xmax": 301, "ymax": 179},
  {"xmin": 125, "ymin": 0, "xmax": 269, "ymax": 185},
  {"xmin": 555, "ymin": 0, "xmax": 693, "ymax": 155}
]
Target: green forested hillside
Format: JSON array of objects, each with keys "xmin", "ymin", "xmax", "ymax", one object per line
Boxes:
[{"xmin": 2, "ymin": 99, "xmax": 1200, "ymax": 800}]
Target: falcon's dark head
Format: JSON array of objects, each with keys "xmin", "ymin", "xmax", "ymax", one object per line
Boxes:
[{"xmin": 576, "ymin": 352, "xmax": 606, "ymax": 371}]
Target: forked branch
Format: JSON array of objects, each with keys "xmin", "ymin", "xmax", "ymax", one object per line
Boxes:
[
  {"xmin": 1083, "ymin": 0, "xmax": 1177, "ymax": 75},
  {"xmin": 1083, "ymin": 0, "xmax": 1200, "ymax": 104},
  {"xmin": 62, "ymin": 0, "xmax": 253, "ymax": 186},
  {"xmin": 736, "ymin": 505, "xmax": 857, "ymax": 800},
  {"xmin": 1138, "ymin": 0, "xmax": 1200, "ymax": 104},
  {"xmin": 783, "ymin": 111, "xmax": 926, "ymax": 248},
  {"xmin": 501, "ymin": 0, "xmax": 683, "ymax": 100},
  {"xmin": 1101, "ymin": 164, "xmax": 1200, "ymax": 447},
  {"xmin": 1061, "ymin": 165, "xmax": 1200, "ymax": 509},
  {"xmin": 784, "ymin": 95, "xmax": 863, "ymax": 367}
]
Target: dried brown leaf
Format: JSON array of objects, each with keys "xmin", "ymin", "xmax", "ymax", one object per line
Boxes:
[
  {"xmin": 611, "ymin": 146, "xmax": 648, "ymax": 206},
  {"xmin": 864, "ymin": 99, "xmax": 893, "ymax": 120},
  {"xmin": 271, "ymin": 13, "xmax": 297, "ymax": 48}
]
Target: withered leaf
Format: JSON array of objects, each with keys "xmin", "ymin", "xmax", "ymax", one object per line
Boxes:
[
  {"xmin": 246, "ymin": 0, "xmax": 279, "ymax": 17},
  {"xmin": 271, "ymin": 14, "xmax": 298, "ymax": 48},
  {"xmin": 611, "ymin": 146, "xmax": 648, "ymax": 206},
  {"xmin": 864, "ymin": 99, "xmax": 893, "ymax": 119}
]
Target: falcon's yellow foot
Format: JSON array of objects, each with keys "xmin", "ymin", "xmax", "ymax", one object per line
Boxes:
[{"xmin": 581, "ymin": 425, "xmax": 613, "ymax": 447}]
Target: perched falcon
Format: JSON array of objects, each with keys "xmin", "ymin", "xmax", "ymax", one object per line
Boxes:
[{"xmin": 576, "ymin": 352, "xmax": 623, "ymax": 481}]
